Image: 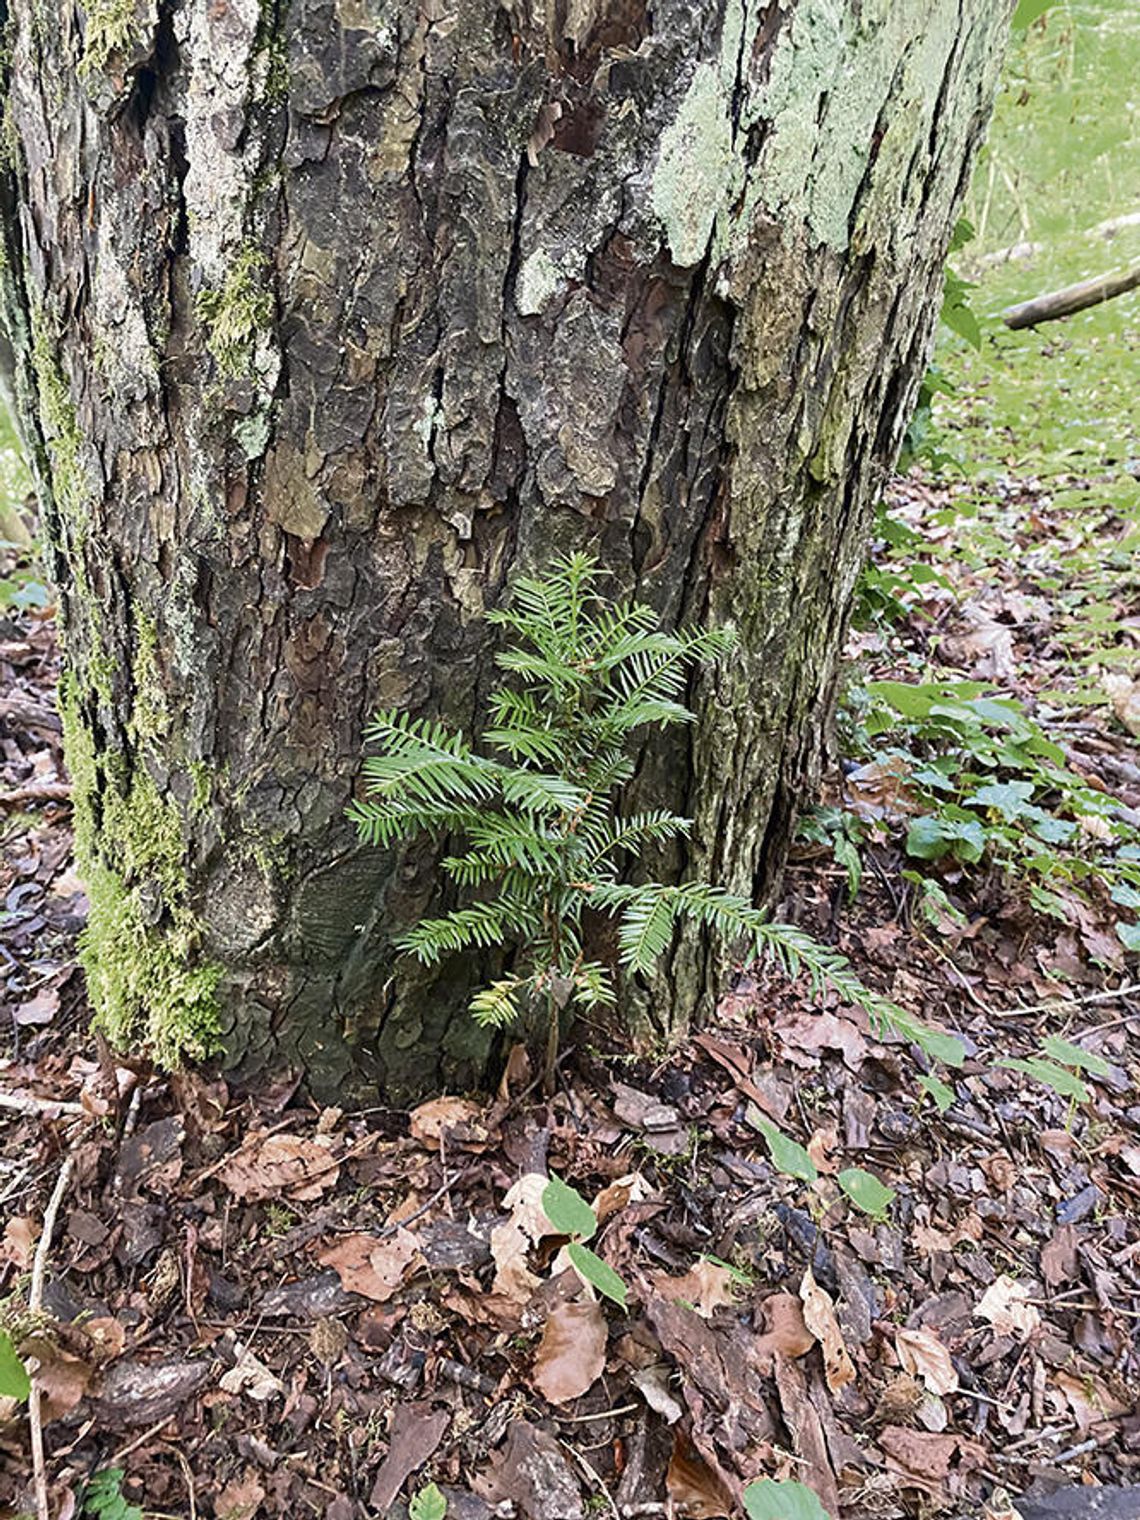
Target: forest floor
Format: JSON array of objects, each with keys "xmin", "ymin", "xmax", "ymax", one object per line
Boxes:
[{"xmin": 1, "ymin": 435, "xmax": 1139, "ymax": 1520}]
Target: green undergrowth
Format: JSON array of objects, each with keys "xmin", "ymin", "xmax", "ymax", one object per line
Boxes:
[{"xmin": 59, "ymin": 676, "xmax": 221, "ymax": 1066}]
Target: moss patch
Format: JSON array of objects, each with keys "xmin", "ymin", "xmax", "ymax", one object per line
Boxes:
[
  {"xmin": 59, "ymin": 679, "xmax": 222, "ymax": 1065},
  {"xmin": 78, "ymin": 0, "xmax": 139, "ymax": 77},
  {"xmin": 197, "ymin": 243, "xmax": 275, "ymax": 378}
]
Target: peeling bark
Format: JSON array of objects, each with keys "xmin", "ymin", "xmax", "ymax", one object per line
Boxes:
[{"xmin": 0, "ymin": 0, "xmax": 1012, "ymax": 1100}]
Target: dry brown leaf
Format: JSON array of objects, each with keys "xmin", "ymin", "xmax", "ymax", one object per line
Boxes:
[
  {"xmin": 1052, "ymin": 1369, "xmax": 1130, "ymax": 1432},
  {"xmin": 490, "ymin": 1219, "xmax": 542, "ymax": 1304},
  {"xmin": 895, "ymin": 1327, "xmax": 958, "ymax": 1396},
  {"xmin": 369, "ymin": 1401, "xmax": 450, "ymax": 1513},
  {"xmin": 83, "ymin": 1317, "xmax": 126, "ymax": 1364},
  {"xmin": 214, "ymin": 1467, "xmax": 266, "ymax": 1520},
  {"xmin": 1040, "ymin": 1224, "xmax": 1079, "ymax": 1288},
  {"xmin": 218, "ymin": 1131, "xmax": 340, "ymax": 1202},
  {"xmin": 799, "ymin": 1267, "xmax": 855, "ymax": 1392},
  {"xmin": 753, "ymin": 1291, "xmax": 815, "ymax": 1373},
  {"xmin": 408, "ymin": 1095, "xmax": 491, "ymax": 1152},
  {"xmin": 219, "ymin": 1342, "xmax": 284, "ymax": 1401},
  {"xmin": 1, "ymin": 1216, "xmax": 37, "ymax": 1269},
  {"xmin": 649, "ymin": 1258, "xmax": 738, "ymax": 1320},
  {"xmin": 531, "ymin": 1300, "xmax": 607, "ymax": 1405},
  {"xmin": 318, "ymin": 1229, "xmax": 422, "ymax": 1302},
  {"xmin": 773, "ymin": 1352, "xmax": 841, "ymax": 1518},
  {"xmin": 29, "ymin": 1342, "xmax": 92, "ymax": 1422},
  {"xmin": 632, "ymin": 1364, "xmax": 684, "ymax": 1424},
  {"xmin": 665, "ymin": 1431, "xmax": 734, "ymax": 1519},
  {"xmin": 774, "ymin": 1009, "xmax": 867, "ymax": 1070},
  {"xmin": 878, "ymin": 1426, "xmax": 958, "ymax": 1490},
  {"xmin": 974, "ymin": 1275, "xmax": 1040, "ymax": 1338},
  {"xmin": 502, "ymin": 1172, "xmax": 559, "ymax": 1241}
]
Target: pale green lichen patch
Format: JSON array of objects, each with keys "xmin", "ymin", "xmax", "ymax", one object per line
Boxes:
[
  {"xmin": 59, "ymin": 678, "xmax": 221, "ymax": 1066},
  {"xmin": 516, "ymin": 249, "xmax": 564, "ymax": 315},
  {"xmin": 197, "ymin": 243, "xmax": 276, "ymax": 378},
  {"xmin": 78, "ymin": 0, "xmax": 140, "ymax": 77},
  {"xmin": 652, "ymin": 62, "xmax": 736, "ymax": 268}
]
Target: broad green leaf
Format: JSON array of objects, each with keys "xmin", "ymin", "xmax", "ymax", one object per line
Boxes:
[
  {"xmin": 1040, "ymin": 1036, "xmax": 1110, "ymax": 1078},
  {"xmin": 1110, "ymin": 883, "xmax": 1140, "ymax": 910},
  {"xmin": 1118, "ymin": 922, "xmax": 1140, "ymax": 953},
  {"xmin": 906, "ymin": 814, "xmax": 986, "ymax": 864},
  {"xmin": 410, "ymin": 1482, "xmax": 448, "ymax": 1520},
  {"xmin": 918, "ymin": 1074, "xmax": 956, "ymax": 1113},
  {"xmin": 566, "ymin": 1242, "xmax": 627, "ymax": 1308},
  {"xmin": 747, "ymin": 1108, "xmax": 818, "ymax": 1183},
  {"xmin": 912, "ymin": 1025, "xmax": 967, "ymax": 1068},
  {"xmin": 968, "ymin": 780, "xmax": 1034, "ymax": 821},
  {"xmin": 999, "ymin": 1057, "xmax": 1090, "ymax": 1103},
  {"xmin": 1012, "ymin": 0, "xmax": 1053, "ymax": 27},
  {"xmin": 838, "ymin": 1167, "xmax": 895, "ymax": 1219},
  {"xmin": 0, "ymin": 1328, "xmax": 29, "ymax": 1402},
  {"xmin": 744, "ymin": 1477, "xmax": 833, "ymax": 1520},
  {"xmin": 542, "ymin": 1176, "xmax": 597, "ymax": 1241}
]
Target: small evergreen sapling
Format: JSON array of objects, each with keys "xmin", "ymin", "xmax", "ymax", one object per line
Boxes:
[{"xmin": 350, "ymin": 554, "xmax": 961, "ymax": 1069}]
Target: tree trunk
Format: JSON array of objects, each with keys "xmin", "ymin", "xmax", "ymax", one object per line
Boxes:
[{"xmin": 0, "ymin": 0, "xmax": 1011, "ymax": 1101}]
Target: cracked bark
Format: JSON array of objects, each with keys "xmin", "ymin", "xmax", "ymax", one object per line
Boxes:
[{"xmin": 0, "ymin": 0, "xmax": 1011, "ymax": 1101}]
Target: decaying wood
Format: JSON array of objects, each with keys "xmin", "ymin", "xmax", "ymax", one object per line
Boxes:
[
  {"xmin": 0, "ymin": 0, "xmax": 1013, "ymax": 1098},
  {"xmin": 1002, "ymin": 263, "xmax": 1140, "ymax": 329}
]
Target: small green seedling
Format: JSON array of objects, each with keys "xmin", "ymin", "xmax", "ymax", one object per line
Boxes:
[
  {"xmin": 542, "ymin": 1175, "xmax": 627, "ymax": 1308},
  {"xmin": 837, "ymin": 1167, "xmax": 895, "ymax": 1220},
  {"xmin": 0, "ymin": 1328, "xmax": 30, "ymax": 1401},
  {"xmin": 82, "ymin": 1468, "xmax": 143, "ymax": 1520},
  {"xmin": 744, "ymin": 1477, "xmax": 833, "ymax": 1520},
  {"xmin": 409, "ymin": 1483, "xmax": 448, "ymax": 1520}
]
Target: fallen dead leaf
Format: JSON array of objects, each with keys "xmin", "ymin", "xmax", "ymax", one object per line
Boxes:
[
  {"xmin": 632, "ymin": 1363, "xmax": 684, "ymax": 1424},
  {"xmin": 753, "ymin": 1292, "xmax": 816, "ymax": 1374},
  {"xmin": 218, "ymin": 1131, "xmax": 340, "ymax": 1203},
  {"xmin": 665, "ymin": 1430, "xmax": 735, "ymax": 1519},
  {"xmin": 319, "ymin": 1229, "xmax": 422, "ymax": 1302},
  {"xmin": 369, "ymin": 1401, "xmax": 450, "ymax": 1513},
  {"xmin": 1052, "ymin": 1369, "xmax": 1130, "ymax": 1433},
  {"xmin": 214, "ymin": 1467, "xmax": 266, "ymax": 1520},
  {"xmin": 799, "ymin": 1267, "xmax": 855, "ymax": 1392},
  {"xmin": 490, "ymin": 1219, "xmax": 542, "ymax": 1304},
  {"xmin": 774, "ymin": 1009, "xmax": 867, "ymax": 1070},
  {"xmin": 648, "ymin": 1258, "xmax": 738, "ymax": 1320},
  {"xmin": 974, "ymin": 1275, "xmax": 1040, "ymax": 1338},
  {"xmin": 1, "ymin": 1216, "xmax": 37, "ymax": 1269},
  {"xmin": 1102, "ymin": 672, "xmax": 1140, "ymax": 736},
  {"xmin": 531, "ymin": 1300, "xmax": 607, "ymax": 1405},
  {"xmin": 28, "ymin": 1342, "xmax": 92, "ymax": 1423},
  {"xmin": 219, "ymin": 1342, "xmax": 284, "ymax": 1402},
  {"xmin": 895, "ymin": 1326, "xmax": 958, "ymax": 1396},
  {"xmin": 408, "ymin": 1095, "xmax": 492, "ymax": 1152}
]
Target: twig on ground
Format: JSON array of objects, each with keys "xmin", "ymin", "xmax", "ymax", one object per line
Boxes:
[
  {"xmin": 0, "ymin": 783, "xmax": 70, "ymax": 808},
  {"xmin": 563, "ymin": 1440, "xmax": 621, "ymax": 1520},
  {"xmin": 29, "ymin": 1154, "xmax": 75, "ymax": 1520},
  {"xmin": 991, "ymin": 980, "xmax": 1140, "ymax": 1020},
  {"xmin": 0, "ymin": 1091, "xmax": 87, "ymax": 1119}
]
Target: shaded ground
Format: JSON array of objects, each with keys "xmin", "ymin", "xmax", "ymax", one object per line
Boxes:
[{"xmin": 2, "ymin": 457, "xmax": 1139, "ymax": 1520}]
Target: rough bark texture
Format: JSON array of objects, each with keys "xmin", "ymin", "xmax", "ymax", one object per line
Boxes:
[{"xmin": 0, "ymin": 0, "xmax": 1010, "ymax": 1101}]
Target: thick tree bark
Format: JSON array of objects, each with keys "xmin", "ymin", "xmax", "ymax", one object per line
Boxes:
[{"xmin": 0, "ymin": 0, "xmax": 1010, "ymax": 1101}]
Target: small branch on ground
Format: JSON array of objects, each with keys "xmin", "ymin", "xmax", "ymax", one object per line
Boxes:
[
  {"xmin": 29, "ymin": 1154, "xmax": 75, "ymax": 1520},
  {"xmin": 1002, "ymin": 262, "xmax": 1140, "ymax": 328}
]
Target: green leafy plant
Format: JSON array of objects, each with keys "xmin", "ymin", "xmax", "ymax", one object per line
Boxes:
[
  {"xmin": 837, "ymin": 1167, "xmax": 895, "ymax": 1219},
  {"xmin": 744, "ymin": 1477, "xmax": 832, "ymax": 1520},
  {"xmin": 542, "ymin": 1175, "xmax": 628, "ymax": 1308},
  {"xmin": 850, "ymin": 679, "xmax": 1140, "ymax": 937},
  {"xmin": 747, "ymin": 1107, "xmax": 818, "ymax": 1184},
  {"xmin": 409, "ymin": 1482, "xmax": 448, "ymax": 1520},
  {"xmin": 0, "ymin": 1327, "xmax": 30, "ymax": 1401},
  {"xmin": 351, "ymin": 554, "xmax": 964, "ymax": 1071},
  {"xmin": 82, "ymin": 1468, "xmax": 143, "ymax": 1520}
]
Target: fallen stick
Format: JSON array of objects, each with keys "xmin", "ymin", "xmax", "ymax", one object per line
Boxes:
[
  {"xmin": 29, "ymin": 1155, "xmax": 75, "ymax": 1520},
  {"xmin": 1002, "ymin": 262, "xmax": 1140, "ymax": 328},
  {"xmin": 0, "ymin": 1091, "xmax": 87, "ymax": 1118}
]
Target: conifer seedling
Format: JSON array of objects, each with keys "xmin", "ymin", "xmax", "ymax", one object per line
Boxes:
[{"xmin": 351, "ymin": 553, "xmax": 961, "ymax": 1076}]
